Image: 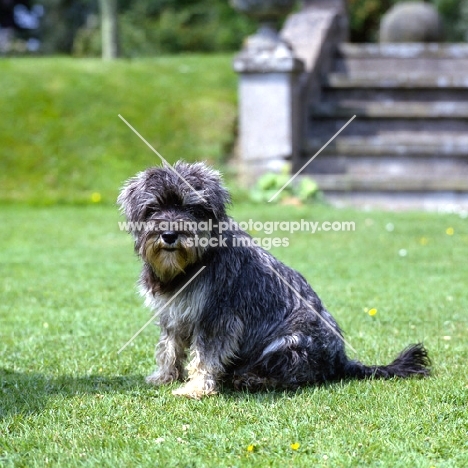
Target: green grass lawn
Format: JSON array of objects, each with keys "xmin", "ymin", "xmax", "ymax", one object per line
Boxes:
[
  {"xmin": 1, "ymin": 55, "xmax": 467, "ymax": 467},
  {"xmin": 1, "ymin": 203, "xmax": 467, "ymax": 467},
  {"xmin": 0, "ymin": 55, "xmax": 237, "ymax": 204}
]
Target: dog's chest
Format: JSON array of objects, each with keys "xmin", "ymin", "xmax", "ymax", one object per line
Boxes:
[{"xmin": 141, "ymin": 283, "xmax": 207, "ymax": 333}]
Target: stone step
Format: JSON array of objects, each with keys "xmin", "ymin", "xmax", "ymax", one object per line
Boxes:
[
  {"xmin": 320, "ymin": 191, "xmax": 468, "ymax": 210},
  {"xmin": 335, "ymin": 44, "xmax": 468, "ymax": 75},
  {"xmin": 333, "ymin": 58, "xmax": 468, "ymax": 75},
  {"xmin": 324, "ymin": 73, "xmax": 468, "ymax": 89},
  {"xmin": 307, "ymin": 174, "xmax": 468, "ymax": 192},
  {"xmin": 312, "ymin": 101, "xmax": 468, "ymax": 119},
  {"xmin": 321, "ymin": 86, "xmax": 468, "ymax": 103},
  {"xmin": 337, "ymin": 43, "xmax": 468, "ymax": 59},
  {"xmin": 302, "ymin": 135, "xmax": 468, "ymax": 181},
  {"xmin": 321, "ymin": 73, "xmax": 468, "ymax": 102},
  {"xmin": 308, "ymin": 116, "xmax": 468, "ymax": 137},
  {"xmin": 299, "ymin": 153, "xmax": 468, "ymax": 179},
  {"xmin": 305, "ymin": 134, "xmax": 468, "ymax": 157}
]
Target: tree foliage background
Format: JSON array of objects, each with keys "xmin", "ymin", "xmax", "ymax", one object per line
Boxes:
[
  {"xmin": 36, "ymin": 0, "xmax": 468, "ymax": 56},
  {"xmin": 38, "ymin": 0, "xmax": 257, "ymax": 55}
]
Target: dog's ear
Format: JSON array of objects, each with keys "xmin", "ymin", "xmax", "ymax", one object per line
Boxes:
[
  {"xmin": 117, "ymin": 171, "xmax": 150, "ymax": 223},
  {"xmin": 174, "ymin": 161, "xmax": 231, "ymax": 220},
  {"xmin": 205, "ymin": 179, "xmax": 231, "ymax": 221},
  {"xmin": 198, "ymin": 164, "xmax": 231, "ymax": 219}
]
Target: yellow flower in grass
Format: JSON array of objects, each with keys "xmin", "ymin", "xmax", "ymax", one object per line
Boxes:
[
  {"xmin": 247, "ymin": 444, "xmax": 255, "ymax": 452},
  {"xmin": 368, "ymin": 308, "xmax": 377, "ymax": 316},
  {"xmin": 290, "ymin": 442, "xmax": 300, "ymax": 450},
  {"xmin": 446, "ymin": 227, "xmax": 454, "ymax": 236},
  {"xmin": 91, "ymin": 192, "xmax": 102, "ymax": 203}
]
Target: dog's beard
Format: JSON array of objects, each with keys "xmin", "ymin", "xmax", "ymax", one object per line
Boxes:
[{"xmin": 142, "ymin": 232, "xmax": 209, "ymax": 283}]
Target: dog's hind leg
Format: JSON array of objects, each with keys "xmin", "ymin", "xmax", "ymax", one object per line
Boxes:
[
  {"xmin": 231, "ymin": 372, "xmax": 282, "ymax": 392},
  {"xmin": 234, "ymin": 332, "xmax": 345, "ymax": 390}
]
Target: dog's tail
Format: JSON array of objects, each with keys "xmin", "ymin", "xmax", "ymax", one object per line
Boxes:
[{"xmin": 344, "ymin": 343, "xmax": 431, "ymax": 380}]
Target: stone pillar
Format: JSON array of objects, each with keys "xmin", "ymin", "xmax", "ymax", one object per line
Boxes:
[{"xmin": 233, "ymin": 43, "xmax": 304, "ymax": 184}]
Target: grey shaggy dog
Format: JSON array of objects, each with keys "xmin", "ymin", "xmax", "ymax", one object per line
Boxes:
[{"xmin": 117, "ymin": 161, "xmax": 430, "ymax": 399}]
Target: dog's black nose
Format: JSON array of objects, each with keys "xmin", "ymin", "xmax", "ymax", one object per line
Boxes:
[{"xmin": 161, "ymin": 231, "xmax": 178, "ymax": 245}]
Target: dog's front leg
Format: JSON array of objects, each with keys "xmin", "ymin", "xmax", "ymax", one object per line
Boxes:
[
  {"xmin": 146, "ymin": 328, "xmax": 186, "ymax": 386},
  {"xmin": 172, "ymin": 319, "xmax": 242, "ymax": 399},
  {"xmin": 172, "ymin": 347, "xmax": 220, "ymax": 399}
]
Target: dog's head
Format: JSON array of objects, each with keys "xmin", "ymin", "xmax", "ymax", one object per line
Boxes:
[{"xmin": 117, "ymin": 161, "xmax": 230, "ymax": 283}]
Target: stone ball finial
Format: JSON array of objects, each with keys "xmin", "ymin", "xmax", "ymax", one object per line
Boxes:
[{"xmin": 379, "ymin": 2, "xmax": 444, "ymax": 43}]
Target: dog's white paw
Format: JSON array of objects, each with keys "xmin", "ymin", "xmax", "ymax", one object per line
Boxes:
[{"xmin": 172, "ymin": 376, "xmax": 217, "ymax": 399}]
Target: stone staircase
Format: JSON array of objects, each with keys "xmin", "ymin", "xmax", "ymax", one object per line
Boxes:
[{"xmin": 301, "ymin": 43, "xmax": 468, "ymax": 208}]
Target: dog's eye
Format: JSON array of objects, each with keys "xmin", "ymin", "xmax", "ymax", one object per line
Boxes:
[
  {"xmin": 143, "ymin": 205, "xmax": 156, "ymax": 218},
  {"xmin": 188, "ymin": 206, "xmax": 207, "ymax": 218}
]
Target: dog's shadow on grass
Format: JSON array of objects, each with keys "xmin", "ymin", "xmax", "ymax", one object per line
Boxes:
[
  {"xmin": 218, "ymin": 381, "xmax": 344, "ymax": 403},
  {"xmin": 1, "ymin": 368, "xmax": 355, "ymax": 419},
  {"xmin": 0, "ymin": 368, "xmax": 146, "ymax": 420}
]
